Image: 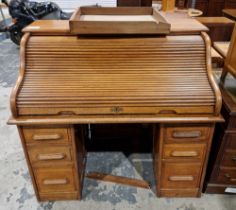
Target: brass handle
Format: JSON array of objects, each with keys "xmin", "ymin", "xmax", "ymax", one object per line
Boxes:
[
  {"xmin": 32, "ymin": 134, "xmax": 62, "ymax": 141},
  {"xmin": 231, "ymin": 156, "xmax": 236, "ymax": 163},
  {"xmin": 37, "ymin": 153, "xmax": 65, "ymax": 161},
  {"xmin": 225, "ymin": 174, "xmax": 236, "ymax": 182},
  {"xmin": 172, "ymin": 131, "xmax": 202, "ymax": 138},
  {"xmin": 169, "ymin": 176, "xmax": 194, "ymax": 181},
  {"xmin": 171, "ymin": 151, "xmax": 198, "ymax": 157},
  {"xmin": 43, "ymin": 178, "xmax": 68, "ymax": 185}
]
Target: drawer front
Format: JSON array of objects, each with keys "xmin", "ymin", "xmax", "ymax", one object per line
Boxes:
[
  {"xmin": 34, "ymin": 167, "xmax": 76, "ymax": 193},
  {"xmin": 221, "ymin": 150, "xmax": 236, "ymax": 167},
  {"xmin": 161, "ymin": 162, "xmax": 202, "ymax": 188},
  {"xmin": 22, "ymin": 126, "xmax": 70, "ymax": 144},
  {"xmin": 225, "ymin": 133, "xmax": 236, "ymax": 150},
  {"xmin": 28, "ymin": 146, "xmax": 73, "ymax": 165},
  {"xmin": 164, "ymin": 125, "xmax": 211, "ymax": 143},
  {"xmin": 163, "ymin": 143, "xmax": 206, "ymax": 160},
  {"xmin": 217, "ymin": 168, "xmax": 236, "ymax": 184},
  {"xmin": 228, "ymin": 117, "xmax": 236, "ymax": 130}
]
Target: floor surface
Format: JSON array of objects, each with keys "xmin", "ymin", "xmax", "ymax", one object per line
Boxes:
[{"xmin": 0, "ymin": 39, "xmax": 236, "ymax": 210}]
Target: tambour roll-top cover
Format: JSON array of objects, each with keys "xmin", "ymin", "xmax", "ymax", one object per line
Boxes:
[{"xmin": 14, "ymin": 35, "xmax": 218, "ymax": 116}]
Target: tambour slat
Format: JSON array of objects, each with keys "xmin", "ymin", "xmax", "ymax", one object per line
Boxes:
[{"xmin": 16, "ymin": 35, "xmax": 216, "ymax": 115}]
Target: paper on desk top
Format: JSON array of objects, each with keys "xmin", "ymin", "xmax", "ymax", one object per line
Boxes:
[{"xmin": 80, "ymin": 15, "xmax": 156, "ymax": 22}]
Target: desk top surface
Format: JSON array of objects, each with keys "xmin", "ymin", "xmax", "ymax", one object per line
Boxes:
[{"xmin": 23, "ymin": 10, "xmax": 208, "ymax": 35}]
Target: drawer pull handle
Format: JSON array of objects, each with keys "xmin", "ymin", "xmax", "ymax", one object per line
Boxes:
[
  {"xmin": 169, "ymin": 176, "xmax": 194, "ymax": 181},
  {"xmin": 172, "ymin": 131, "xmax": 202, "ymax": 138},
  {"xmin": 158, "ymin": 110, "xmax": 177, "ymax": 114},
  {"xmin": 171, "ymin": 151, "xmax": 198, "ymax": 157},
  {"xmin": 231, "ymin": 156, "xmax": 236, "ymax": 163},
  {"xmin": 43, "ymin": 178, "xmax": 68, "ymax": 185},
  {"xmin": 37, "ymin": 153, "xmax": 65, "ymax": 161},
  {"xmin": 32, "ymin": 134, "xmax": 62, "ymax": 141},
  {"xmin": 224, "ymin": 174, "xmax": 236, "ymax": 182}
]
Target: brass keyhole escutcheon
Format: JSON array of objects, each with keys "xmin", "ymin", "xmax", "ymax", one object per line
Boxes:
[{"xmin": 111, "ymin": 106, "xmax": 123, "ymax": 113}]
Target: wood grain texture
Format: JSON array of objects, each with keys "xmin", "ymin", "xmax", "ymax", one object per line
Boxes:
[
  {"xmin": 10, "ymin": 33, "xmax": 30, "ymax": 117},
  {"xmin": 155, "ymin": 123, "xmax": 215, "ymax": 197},
  {"xmin": 22, "ymin": 10, "xmax": 207, "ymax": 35},
  {"xmin": 20, "ymin": 125, "xmax": 84, "ymax": 201},
  {"xmin": 69, "ymin": 7, "xmax": 170, "ymax": 35},
  {"xmin": 196, "ymin": 17, "xmax": 234, "ymax": 42},
  {"xmin": 86, "ymin": 172, "xmax": 150, "ymax": 189},
  {"xmin": 201, "ymin": 32, "xmax": 222, "ymax": 116},
  {"xmin": 213, "ymin": 42, "xmax": 230, "ymax": 58},
  {"xmin": 204, "ymin": 84, "xmax": 236, "ymax": 194},
  {"xmin": 13, "ymin": 35, "xmax": 219, "ymax": 117},
  {"xmin": 222, "ymin": 24, "xmax": 236, "ymax": 81}
]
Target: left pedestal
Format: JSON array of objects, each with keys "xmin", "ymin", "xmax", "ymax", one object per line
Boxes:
[{"xmin": 17, "ymin": 125, "xmax": 86, "ymax": 201}]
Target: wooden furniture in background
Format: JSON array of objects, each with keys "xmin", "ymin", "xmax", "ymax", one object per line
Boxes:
[
  {"xmin": 8, "ymin": 8, "xmax": 222, "ymax": 201},
  {"xmin": 223, "ymin": 9, "xmax": 236, "ymax": 21},
  {"xmin": 204, "ymin": 23, "xmax": 236, "ymax": 194},
  {"xmin": 211, "ymin": 47, "xmax": 224, "ymax": 68},
  {"xmin": 221, "ymin": 24, "xmax": 236, "ymax": 82},
  {"xmin": 205, "ymin": 76, "xmax": 236, "ymax": 194},
  {"xmin": 213, "ymin": 41, "xmax": 230, "ymax": 58},
  {"xmin": 196, "ymin": 17, "xmax": 234, "ymax": 42},
  {"xmin": 187, "ymin": 0, "xmax": 236, "ymax": 16}
]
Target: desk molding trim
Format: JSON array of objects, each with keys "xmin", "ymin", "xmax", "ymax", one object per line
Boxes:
[
  {"xmin": 10, "ymin": 33, "xmax": 30, "ymax": 118},
  {"xmin": 201, "ymin": 32, "xmax": 222, "ymax": 116}
]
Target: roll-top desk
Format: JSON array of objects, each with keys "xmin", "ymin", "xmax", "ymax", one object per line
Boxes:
[{"xmin": 8, "ymin": 8, "xmax": 223, "ymax": 201}]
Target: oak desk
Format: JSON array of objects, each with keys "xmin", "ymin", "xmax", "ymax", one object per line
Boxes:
[{"xmin": 9, "ymin": 10, "xmax": 222, "ymax": 201}]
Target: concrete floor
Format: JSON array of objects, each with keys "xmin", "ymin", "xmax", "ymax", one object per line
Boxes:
[{"xmin": 0, "ymin": 39, "xmax": 236, "ymax": 210}]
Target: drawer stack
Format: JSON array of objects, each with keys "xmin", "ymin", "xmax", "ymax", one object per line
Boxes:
[
  {"xmin": 154, "ymin": 124, "xmax": 214, "ymax": 197},
  {"xmin": 18, "ymin": 125, "xmax": 85, "ymax": 201},
  {"xmin": 205, "ymin": 91, "xmax": 236, "ymax": 193}
]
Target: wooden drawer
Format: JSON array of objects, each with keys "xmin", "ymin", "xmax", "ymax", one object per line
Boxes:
[
  {"xmin": 161, "ymin": 162, "xmax": 202, "ymax": 188},
  {"xmin": 163, "ymin": 143, "xmax": 206, "ymax": 160},
  {"xmin": 22, "ymin": 126, "xmax": 71, "ymax": 145},
  {"xmin": 164, "ymin": 125, "xmax": 212, "ymax": 143},
  {"xmin": 28, "ymin": 145, "xmax": 73, "ymax": 165},
  {"xmin": 221, "ymin": 150, "xmax": 236, "ymax": 167},
  {"xmin": 225, "ymin": 133, "xmax": 236, "ymax": 150},
  {"xmin": 217, "ymin": 168, "xmax": 236, "ymax": 184},
  {"xmin": 34, "ymin": 166, "xmax": 77, "ymax": 193}
]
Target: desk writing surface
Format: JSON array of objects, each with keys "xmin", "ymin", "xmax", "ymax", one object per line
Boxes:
[
  {"xmin": 23, "ymin": 11, "xmax": 208, "ymax": 34},
  {"xmin": 159, "ymin": 11, "xmax": 208, "ymax": 34},
  {"xmin": 23, "ymin": 20, "xmax": 70, "ymax": 34}
]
